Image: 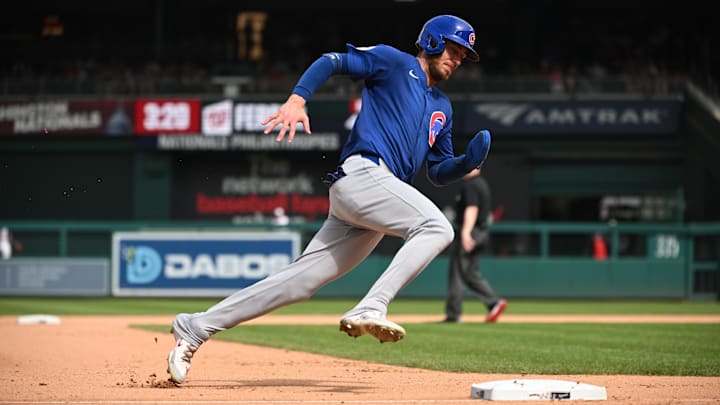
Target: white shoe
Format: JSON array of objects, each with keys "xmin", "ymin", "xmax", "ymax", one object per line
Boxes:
[
  {"xmin": 339, "ymin": 311, "xmax": 406, "ymax": 343},
  {"xmin": 167, "ymin": 338, "xmax": 197, "ymax": 384}
]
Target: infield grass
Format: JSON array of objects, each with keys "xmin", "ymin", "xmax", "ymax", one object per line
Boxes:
[{"xmin": 176, "ymin": 322, "xmax": 719, "ymax": 376}]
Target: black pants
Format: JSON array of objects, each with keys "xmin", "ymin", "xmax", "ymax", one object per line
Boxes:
[{"xmin": 445, "ymin": 236, "xmax": 499, "ymax": 321}]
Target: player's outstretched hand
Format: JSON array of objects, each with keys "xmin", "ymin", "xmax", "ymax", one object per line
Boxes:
[
  {"xmin": 464, "ymin": 129, "xmax": 491, "ymax": 171},
  {"xmin": 261, "ymin": 94, "xmax": 311, "ymax": 143}
]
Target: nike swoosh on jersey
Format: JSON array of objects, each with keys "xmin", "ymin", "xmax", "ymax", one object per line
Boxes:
[{"xmin": 408, "ymin": 69, "xmax": 420, "ymax": 79}]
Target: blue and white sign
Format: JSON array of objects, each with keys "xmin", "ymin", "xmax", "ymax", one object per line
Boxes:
[{"xmin": 112, "ymin": 231, "xmax": 300, "ymax": 297}]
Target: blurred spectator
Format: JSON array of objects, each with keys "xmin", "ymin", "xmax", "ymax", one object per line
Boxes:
[
  {"xmin": 539, "ymin": 60, "xmax": 566, "ymax": 94},
  {"xmin": 272, "ymin": 207, "xmax": 289, "ymax": 226},
  {"xmin": 0, "ymin": 226, "xmax": 23, "ymax": 260},
  {"xmin": 0, "ymin": 4, "xmax": 712, "ymax": 98}
]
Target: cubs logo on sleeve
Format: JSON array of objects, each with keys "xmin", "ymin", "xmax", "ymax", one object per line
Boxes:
[{"xmin": 428, "ymin": 111, "xmax": 446, "ymax": 147}]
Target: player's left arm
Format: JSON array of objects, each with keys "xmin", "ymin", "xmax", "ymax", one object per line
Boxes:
[{"xmin": 427, "ymin": 129, "xmax": 492, "ymax": 186}]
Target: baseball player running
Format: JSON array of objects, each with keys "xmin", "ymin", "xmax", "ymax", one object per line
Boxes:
[{"xmin": 167, "ymin": 14, "xmax": 492, "ymax": 384}]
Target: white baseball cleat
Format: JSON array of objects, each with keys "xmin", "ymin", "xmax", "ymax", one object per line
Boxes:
[
  {"xmin": 167, "ymin": 338, "xmax": 197, "ymax": 384},
  {"xmin": 339, "ymin": 311, "xmax": 406, "ymax": 343}
]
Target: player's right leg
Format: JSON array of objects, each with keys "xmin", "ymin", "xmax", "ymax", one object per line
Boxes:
[
  {"xmin": 167, "ymin": 215, "xmax": 382, "ymax": 383},
  {"xmin": 333, "ymin": 155, "xmax": 454, "ymax": 343}
]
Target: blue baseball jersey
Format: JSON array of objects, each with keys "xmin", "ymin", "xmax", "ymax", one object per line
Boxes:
[{"xmin": 338, "ymin": 44, "xmax": 456, "ymax": 184}]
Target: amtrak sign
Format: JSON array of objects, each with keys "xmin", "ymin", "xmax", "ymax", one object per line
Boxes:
[{"xmin": 463, "ymin": 98, "xmax": 680, "ymax": 134}]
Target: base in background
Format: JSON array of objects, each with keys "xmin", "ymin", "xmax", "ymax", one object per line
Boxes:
[
  {"xmin": 471, "ymin": 379, "xmax": 607, "ymax": 401},
  {"xmin": 17, "ymin": 314, "xmax": 61, "ymax": 325}
]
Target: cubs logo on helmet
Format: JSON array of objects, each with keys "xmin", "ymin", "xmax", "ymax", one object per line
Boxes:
[{"xmin": 428, "ymin": 111, "xmax": 446, "ymax": 147}]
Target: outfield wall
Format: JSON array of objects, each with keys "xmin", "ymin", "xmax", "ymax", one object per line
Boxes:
[{"xmin": 1, "ymin": 221, "xmax": 717, "ymax": 300}]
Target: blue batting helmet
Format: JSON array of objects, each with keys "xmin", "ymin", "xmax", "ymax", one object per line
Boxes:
[{"xmin": 415, "ymin": 15, "xmax": 479, "ymax": 62}]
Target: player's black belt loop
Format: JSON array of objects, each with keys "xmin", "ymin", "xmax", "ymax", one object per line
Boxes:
[
  {"xmin": 361, "ymin": 153, "xmax": 380, "ymax": 165},
  {"xmin": 322, "ymin": 166, "xmax": 346, "ymax": 187}
]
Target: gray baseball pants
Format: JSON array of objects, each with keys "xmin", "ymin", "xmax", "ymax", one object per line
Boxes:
[
  {"xmin": 173, "ymin": 154, "xmax": 454, "ymax": 347},
  {"xmin": 445, "ymin": 236, "xmax": 499, "ymax": 321}
]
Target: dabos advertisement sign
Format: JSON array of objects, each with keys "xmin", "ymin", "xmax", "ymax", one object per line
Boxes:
[{"xmin": 112, "ymin": 231, "xmax": 300, "ymax": 297}]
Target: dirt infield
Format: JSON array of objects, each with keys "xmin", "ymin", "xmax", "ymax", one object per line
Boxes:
[{"xmin": 3, "ymin": 314, "xmax": 720, "ymax": 405}]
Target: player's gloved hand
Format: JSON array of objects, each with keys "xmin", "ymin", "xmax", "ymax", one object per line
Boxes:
[
  {"xmin": 427, "ymin": 130, "xmax": 492, "ymax": 186},
  {"xmin": 463, "ymin": 130, "xmax": 491, "ymax": 171}
]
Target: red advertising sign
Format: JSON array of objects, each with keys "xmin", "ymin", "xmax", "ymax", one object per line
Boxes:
[
  {"xmin": 134, "ymin": 99, "xmax": 201, "ymax": 134},
  {"xmin": 171, "ymin": 152, "xmax": 337, "ymax": 223}
]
